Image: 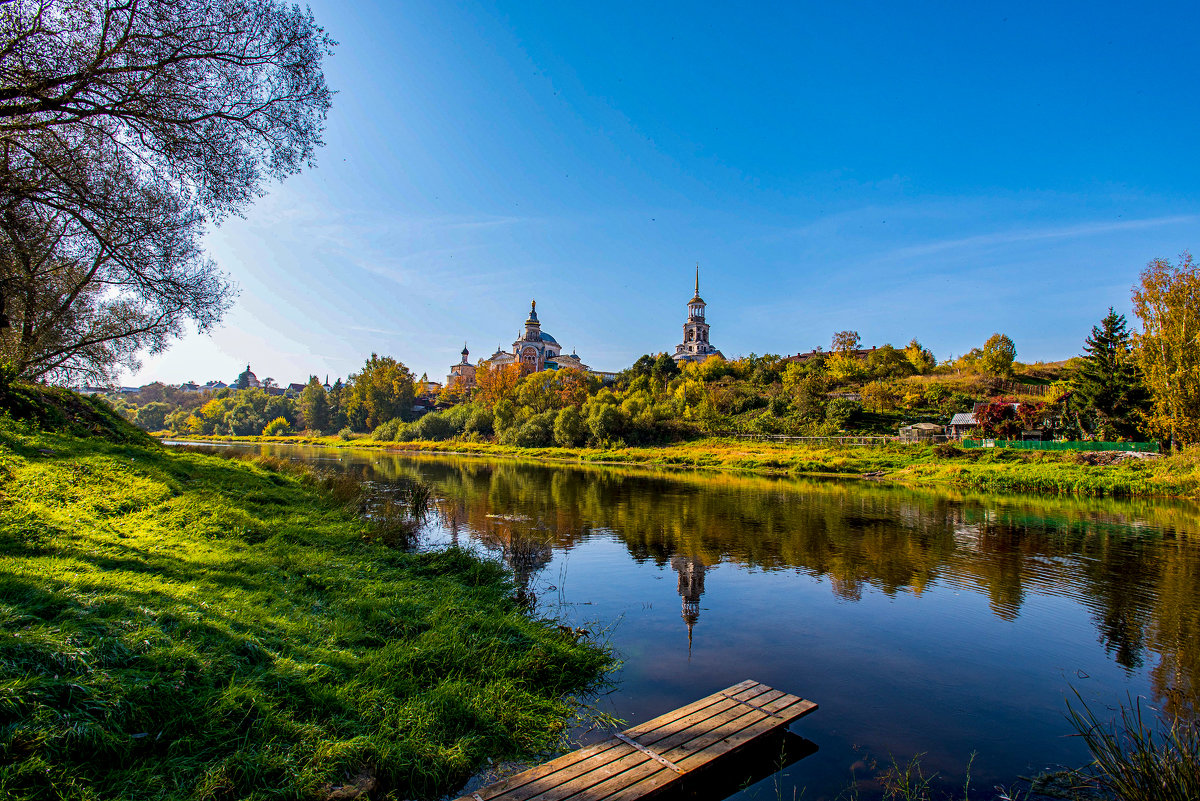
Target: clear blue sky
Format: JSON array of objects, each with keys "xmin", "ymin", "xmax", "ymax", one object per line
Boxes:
[{"xmin": 131, "ymin": 1, "xmax": 1200, "ymax": 387}]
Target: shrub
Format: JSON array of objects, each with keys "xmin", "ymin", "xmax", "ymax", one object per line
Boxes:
[
  {"xmin": 825, "ymin": 398, "xmax": 860, "ymax": 429},
  {"xmin": 465, "ymin": 406, "xmax": 494, "ymax": 437},
  {"xmin": 338, "ymin": 426, "xmax": 354, "ymax": 440},
  {"xmin": 373, "ymin": 417, "xmax": 403, "ymax": 441},
  {"xmin": 400, "ymin": 411, "xmax": 457, "ymax": 441},
  {"xmin": 554, "ymin": 407, "xmax": 586, "ymax": 447},
  {"xmin": 587, "ymin": 404, "xmax": 624, "ymax": 444},
  {"xmin": 505, "ymin": 410, "xmax": 556, "ymax": 447},
  {"xmin": 262, "ymin": 416, "xmax": 292, "ymax": 436}
]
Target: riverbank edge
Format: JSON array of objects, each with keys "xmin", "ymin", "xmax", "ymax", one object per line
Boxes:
[
  {"xmin": 0, "ymin": 386, "xmax": 615, "ymax": 800},
  {"xmin": 165, "ymin": 433, "xmax": 1200, "ymax": 500}
]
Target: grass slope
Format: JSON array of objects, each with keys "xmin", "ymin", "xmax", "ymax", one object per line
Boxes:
[
  {"xmin": 176, "ymin": 433, "xmax": 1200, "ymax": 499},
  {"xmin": 0, "ymin": 387, "xmax": 612, "ymax": 800}
]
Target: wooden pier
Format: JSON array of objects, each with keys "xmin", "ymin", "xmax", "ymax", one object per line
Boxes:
[{"xmin": 456, "ymin": 679, "xmax": 817, "ymax": 801}]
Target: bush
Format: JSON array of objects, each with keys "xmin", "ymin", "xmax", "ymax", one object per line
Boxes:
[
  {"xmin": 587, "ymin": 404, "xmax": 624, "ymax": 444},
  {"xmin": 503, "ymin": 410, "xmax": 556, "ymax": 447},
  {"xmin": 554, "ymin": 407, "xmax": 586, "ymax": 447},
  {"xmin": 262, "ymin": 416, "xmax": 292, "ymax": 436},
  {"xmin": 825, "ymin": 398, "xmax": 860, "ymax": 429},
  {"xmin": 373, "ymin": 417, "xmax": 403, "ymax": 441},
  {"xmin": 399, "ymin": 411, "xmax": 457, "ymax": 442},
  {"xmin": 465, "ymin": 406, "xmax": 494, "ymax": 437},
  {"xmin": 338, "ymin": 426, "xmax": 354, "ymax": 440}
]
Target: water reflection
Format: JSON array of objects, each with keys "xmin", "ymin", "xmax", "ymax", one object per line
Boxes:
[
  {"xmin": 314, "ymin": 450, "xmax": 1200, "ymax": 720},
  {"xmin": 672, "ymin": 554, "xmax": 708, "ymax": 656},
  {"xmin": 244, "ymin": 444, "xmax": 1200, "ymax": 794}
]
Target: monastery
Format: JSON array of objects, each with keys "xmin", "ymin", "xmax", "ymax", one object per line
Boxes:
[{"xmin": 448, "ymin": 270, "xmax": 721, "ymax": 389}]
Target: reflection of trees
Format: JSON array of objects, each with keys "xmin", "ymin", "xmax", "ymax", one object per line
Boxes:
[{"xmin": 269, "ymin": 446, "xmax": 1200, "ymax": 721}]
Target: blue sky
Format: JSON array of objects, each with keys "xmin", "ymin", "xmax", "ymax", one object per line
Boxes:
[{"xmin": 131, "ymin": 1, "xmax": 1200, "ymax": 387}]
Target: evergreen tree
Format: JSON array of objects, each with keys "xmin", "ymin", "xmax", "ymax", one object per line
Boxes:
[{"xmin": 1073, "ymin": 308, "xmax": 1148, "ymax": 439}]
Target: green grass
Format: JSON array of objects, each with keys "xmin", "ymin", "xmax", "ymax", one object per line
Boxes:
[
  {"xmin": 173, "ymin": 433, "xmax": 1200, "ymax": 500},
  {"xmin": 0, "ymin": 386, "xmax": 613, "ymax": 800}
]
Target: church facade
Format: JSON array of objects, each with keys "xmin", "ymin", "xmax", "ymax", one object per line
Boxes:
[
  {"xmin": 672, "ymin": 268, "xmax": 724, "ymax": 364},
  {"xmin": 447, "ymin": 300, "xmax": 593, "ymax": 388}
]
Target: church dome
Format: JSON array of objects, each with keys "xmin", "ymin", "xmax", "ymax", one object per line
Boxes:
[{"xmin": 539, "ymin": 331, "xmax": 558, "ymax": 344}]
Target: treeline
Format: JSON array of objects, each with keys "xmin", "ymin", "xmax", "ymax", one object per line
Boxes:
[{"xmin": 109, "ymin": 253, "xmax": 1200, "ymax": 448}]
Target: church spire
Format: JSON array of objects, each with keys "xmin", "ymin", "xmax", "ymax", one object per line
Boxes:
[{"xmin": 695, "ymin": 263, "xmax": 700, "ymax": 297}]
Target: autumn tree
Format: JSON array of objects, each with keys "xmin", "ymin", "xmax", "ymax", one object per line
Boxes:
[
  {"xmin": 1072, "ymin": 308, "xmax": 1148, "ymax": 439},
  {"xmin": 832, "ymin": 330, "xmax": 861, "ymax": 355},
  {"xmin": 975, "ymin": 398, "xmax": 1020, "ymax": 439},
  {"xmin": 904, "ymin": 338, "xmax": 937, "ymax": 373},
  {"xmin": 475, "ymin": 363, "xmax": 523, "ymax": 406},
  {"xmin": 979, "ymin": 333, "xmax": 1017, "ymax": 377},
  {"xmin": 0, "ymin": 1, "xmax": 332, "ymax": 384},
  {"xmin": 344, "ymin": 354, "xmax": 416, "ymax": 432},
  {"xmin": 298, "ymin": 376, "xmax": 330, "ymax": 432},
  {"xmin": 1132, "ymin": 253, "xmax": 1200, "ymax": 448}
]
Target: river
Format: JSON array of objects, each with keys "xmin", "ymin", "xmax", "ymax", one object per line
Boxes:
[{"xmin": 200, "ymin": 443, "xmax": 1200, "ymax": 800}]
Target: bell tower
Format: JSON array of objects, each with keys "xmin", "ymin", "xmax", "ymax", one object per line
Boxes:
[{"xmin": 672, "ymin": 264, "xmax": 722, "ymax": 364}]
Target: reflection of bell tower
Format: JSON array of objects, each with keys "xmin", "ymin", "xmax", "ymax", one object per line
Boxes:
[{"xmin": 671, "ymin": 555, "xmax": 708, "ymax": 657}]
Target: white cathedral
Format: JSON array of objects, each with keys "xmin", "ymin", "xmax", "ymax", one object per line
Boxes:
[
  {"xmin": 448, "ymin": 269, "xmax": 720, "ymax": 389},
  {"xmin": 448, "ymin": 300, "xmax": 591, "ymax": 389}
]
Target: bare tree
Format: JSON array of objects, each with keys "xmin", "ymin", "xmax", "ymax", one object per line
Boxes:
[{"xmin": 0, "ymin": 0, "xmax": 333, "ymax": 383}]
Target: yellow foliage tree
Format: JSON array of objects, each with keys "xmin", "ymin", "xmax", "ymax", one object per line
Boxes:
[
  {"xmin": 1132, "ymin": 252, "xmax": 1200, "ymax": 448},
  {"xmin": 475, "ymin": 363, "xmax": 524, "ymax": 406}
]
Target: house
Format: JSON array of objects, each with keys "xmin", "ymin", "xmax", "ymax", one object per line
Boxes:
[{"xmin": 948, "ymin": 412, "xmax": 978, "ymax": 438}]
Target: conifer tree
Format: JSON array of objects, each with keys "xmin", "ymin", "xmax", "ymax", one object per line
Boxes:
[{"xmin": 1072, "ymin": 308, "xmax": 1147, "ymax": 439}]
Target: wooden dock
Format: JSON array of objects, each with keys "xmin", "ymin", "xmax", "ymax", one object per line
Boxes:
[{"xmin": 456, "ymin": 679, "xmax": 817, "ymax": 801}]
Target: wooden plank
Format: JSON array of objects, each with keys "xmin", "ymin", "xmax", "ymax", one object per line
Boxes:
[
  {"xmin": 450, "ymin": 681, "xmax": 816, "ymax": 801},
  {"xmin": 561, "ymin": 690, "xmax": 816, "ymax": 801},
  {"xmin": 600, "ymin": 696, "xmax": 818, "ymax": 801},
  {"xmin": 468, "ymin": 683, "xmax": 773, "ymax": 801},
  {"xmin": 558, "ymin": 691, "xmax": 805, "ymax": 801},
  {"xmin": 495, "ymin": 689, "xmax": 795, "ymax": 801},
  {"xmin": 483, "ymin": 684, "xmax": 778, "ymax": 801}
]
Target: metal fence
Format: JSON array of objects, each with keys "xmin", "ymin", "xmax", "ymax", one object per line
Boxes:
[{"xmin": 960, "ymin": 439, "xmax": 1159, "ymax": 452}]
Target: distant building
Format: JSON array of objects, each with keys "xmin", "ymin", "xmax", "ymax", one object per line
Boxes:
[
  {"xmin": 285, "ymin": 382, "xmax": 307, "ymax": 396},
  {"xmin": 948, "ymin": 412, "xmax": 979, "ymax": 438},
  {"xmin": 481, "ymin": 300, "xmax": 590, "ymax": 373},
  {"xmin": 899, "ymin": 422, "xmax": 948, "ymax": 443},
  {"xmin": 784, "ymin": 345, "xmax": 878, "ymax": 364},
  {"xmin": 672, "ymin": 267, "xmax": 724, "ymax": 365},
  {"xmin": 234, "ymin": 364, "xmax": 261, "ymax": 389},
  {"xmin": 447, "ymin": 344, "xmax": 478, "ymax": 390},
  {"xmin": 457, "ymin": 301, "xmax": 609, "ymax": 383}
]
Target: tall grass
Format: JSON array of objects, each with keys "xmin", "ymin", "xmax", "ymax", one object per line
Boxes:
[
  {"xmin": 0, "ymin": 386, "xmax": 615, "ymax": 800},
  {"xmin": 1066, "ymin": 691, "xmax": 1200, "ymax": 801}
]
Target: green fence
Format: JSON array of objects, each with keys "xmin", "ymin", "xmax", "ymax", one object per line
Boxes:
[{"xmin": 960, "ymin": 439, "xmax": 1159, "ymax": 453}]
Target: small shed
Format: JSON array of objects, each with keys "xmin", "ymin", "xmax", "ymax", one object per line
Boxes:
[
  {"xmin": 900, "ymin": 422, "xmax": 948, "ymax": 443},
  {"xmin": 948, "ymin": 412, "xmax": 978, "ymax": 439}
]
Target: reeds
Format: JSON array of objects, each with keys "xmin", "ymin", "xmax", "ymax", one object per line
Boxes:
[{"xmin": 1066, "ymin": 691, "xmax": 1200, "ymax": 801}]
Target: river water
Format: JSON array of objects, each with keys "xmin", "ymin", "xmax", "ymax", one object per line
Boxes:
[{"xmin": 209, "ymin": 444, "xmax": 1200, "ymax": 800}]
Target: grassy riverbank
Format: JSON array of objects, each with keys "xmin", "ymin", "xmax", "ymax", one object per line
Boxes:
[
  {"xmin": 0, "ymin": 386, "xmax": 613, "ymax": 800},
  {"xmin": 172, "ymin": 433, "xmax": 1200, "ymax": 499}
]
